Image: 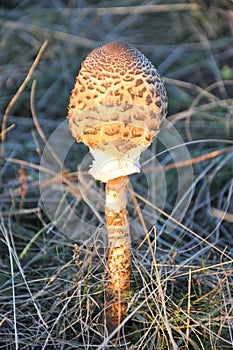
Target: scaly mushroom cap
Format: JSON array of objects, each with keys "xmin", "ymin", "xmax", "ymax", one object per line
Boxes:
[{"xmin": 67, "ymin": 41, "xmax": 167, "ymax": 182}]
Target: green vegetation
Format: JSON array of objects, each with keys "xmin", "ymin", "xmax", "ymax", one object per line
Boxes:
[{"xmin": 0, "ymin": 1, "xmax": 232, "ymax": 349}]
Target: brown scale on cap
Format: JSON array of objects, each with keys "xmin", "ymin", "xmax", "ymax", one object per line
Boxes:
[
  {"xmin": 67, "ymin": 41, "xmax": 167, "ymax": 154},
  {"xmin": 67, "ymin": 42, "xmax": 167, "ymax": 182}
]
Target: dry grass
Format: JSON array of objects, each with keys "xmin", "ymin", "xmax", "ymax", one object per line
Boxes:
[{"xmin": 0, "ymin": 1, "xmax": 233, "ymax": 349}]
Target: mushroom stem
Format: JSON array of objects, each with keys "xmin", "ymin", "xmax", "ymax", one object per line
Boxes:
[{"xmin": 105, "ymin": 175, "xmax": 131, "ymax": 332}]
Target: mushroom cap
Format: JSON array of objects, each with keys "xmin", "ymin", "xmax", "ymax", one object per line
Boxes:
[{"xmin": 67, "ymin": 41, "xmax": 167, "ymax": 182}]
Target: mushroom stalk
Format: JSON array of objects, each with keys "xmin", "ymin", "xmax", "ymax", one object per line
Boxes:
[{"xmin": 105, "ymin": 176, "xmax": 131, "ymax": 331}]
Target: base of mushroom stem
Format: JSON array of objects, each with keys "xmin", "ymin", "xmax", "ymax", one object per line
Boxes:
[
  {"xmin": 105, "ymin": 294, "xmax": 130, "ymax": 333},
  {"xmin": 105, "ymin": 245, "xmax": 131, "ymax": 333}
]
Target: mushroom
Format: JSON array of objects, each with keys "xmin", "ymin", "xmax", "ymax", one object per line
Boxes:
[{"xmin": 67, "ymin": 41, "xmax": 167, "ymax": 332}]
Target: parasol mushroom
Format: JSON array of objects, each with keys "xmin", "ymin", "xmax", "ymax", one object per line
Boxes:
[{"xmin": 67, "ymin": 41, "xmax": 167, "ymax": 332}]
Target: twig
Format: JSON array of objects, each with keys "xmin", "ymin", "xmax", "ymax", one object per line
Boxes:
[
  {"xmin": 5, "ymin": 21, "xmax": 95, "ymax": 48},
  {"xmin": 0, "ymin": 123, "xmax": 15, "ymax": 138},
  {"xmin": 186, "ymin": 269, "xmax": 192, "ymax": 347},
  {"xmin": 1, "ymin": 40, "xmax": 48, "ymax": 158},
  {"xmin": 76, "ymin": 3, "xmax": 200, "ymax": 16},
  {"xmin": 211, "ymin": 207, "xmax": 233, "ymax": 223},
  {"xmin": 145, "ymin": 146, "xmax": 233, "ymax": 172},
  {"xmin": 30, "ymin": 79, "xmax": 63, "ymax": 167},
  {"xmin": 5, "ymin": 157, "xmax": 56, "ymax": 175}
]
